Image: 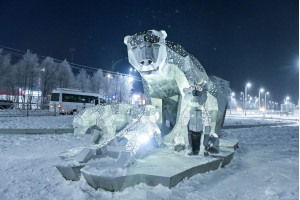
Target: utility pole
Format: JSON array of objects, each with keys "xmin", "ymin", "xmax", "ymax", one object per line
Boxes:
[{"xmin": 70, "ymin": 48, "xmax": 75, "ymax": 63}]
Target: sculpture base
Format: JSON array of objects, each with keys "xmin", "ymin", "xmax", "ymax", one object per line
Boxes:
[{"xmin": 56, "ymin": 138, "xmax": 238, "ymax": 191}]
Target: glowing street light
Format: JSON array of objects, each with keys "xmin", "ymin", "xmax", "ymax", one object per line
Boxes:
[
  {"xmin": 128, "ymin": 76, "xmax": 134, "ymax": 83},
  {"xmin": 130, "ymin": 67, "xmax": 133, "ymax": 72},
  {"xmin": 107, "ymin": 74, "xmax": 111, "ymax": 78},
  {"xmin": 285, "ymin": 96, "xmax": 290, "ymax": 104},
  {"xmin": 258, "ymin": 88, "xmax": 264, "ymax": 113},
  {"xmin": 244, "ymin": 82, "xmax": 251, "ymax": 116}
]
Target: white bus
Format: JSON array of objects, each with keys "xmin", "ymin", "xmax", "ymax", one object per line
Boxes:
[{"xmin": 49, "ymin": 88, "xmax": 105, "ymax": 114}]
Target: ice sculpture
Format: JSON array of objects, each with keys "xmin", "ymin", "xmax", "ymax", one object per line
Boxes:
[
  {"xmin": 70, "ymin": 104, "xmax": 161, "ymax": 167},
  {"xmin": 73, "ymin": 103, "xmax": 136, "ymax": 144},
  {"xmin": 124, "ymin": 30, "xmax": 230, "ymax": 154},
  {"xmin": 56, "ymin": 30, "xmax": 238, "ymax": 191}
]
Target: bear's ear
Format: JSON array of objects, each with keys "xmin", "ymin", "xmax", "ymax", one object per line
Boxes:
[
  {"xmin": 160, "ymin": 30, "xmax": 167, "ymax": 39},
  {"xmin": 124, "ymin": 36, "xmax": 130, "ymax": 45}
]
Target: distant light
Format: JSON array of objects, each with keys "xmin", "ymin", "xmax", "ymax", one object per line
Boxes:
[
  {"xmin": 286, "ymin": 96, "xmax": 290, "ymax": 100},
  {"xmin": 107, "ymin": 74, "xmax": 111, "ymax": 78},
  {"xmin": 130, "ymin": 67, "xmax": 133, "ymax": 72},
  {"xmin": 133, "ymin": 94, "xmax": 140, "ymax": 98},
  {"xmin": 138, "ymin": 134, "xmax": 150, "ymax": 144},
  {"xmin": 246, "ymin": 82, "xmax": 251, "ymax": 88},
  {"xmin": 237, "ymin": 107, "xmax": 242, "ymax": 111},
  {"xmin": 128, "ymin": 76, "xmax": 134, "ymax": 82},
  {"xmin": 260, "ymin": 88, "xmax": 264, "ymax": 92},
  {"xmin": 266, "ymin": 92, "xmax": 269, "ymax": 95},
  {"xmin": 231, "ymin": 92, "xmax": 235, "ymax": 97}
]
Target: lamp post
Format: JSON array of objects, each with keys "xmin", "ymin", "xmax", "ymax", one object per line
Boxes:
[
  {"xmin": 264, "ymin": 92, "xmax": 269, "ymax": 112},
  {"xmin": 244, "ymin": 82, "xmax": 251, "ymax": 116},
  {"xmin": 285, "ymin": 96, "xmax": 290, "ymax": 112},
  {"xmin": 230, "ymin": 92, "xmax": 235, "ymax": 114},
  {"xmin": 241, "ymin": 92, "xmax": 244, "ymax": 113},
  {"xmin": 258, "ymin": 88, "xmax": 264, "ymax": 113}
]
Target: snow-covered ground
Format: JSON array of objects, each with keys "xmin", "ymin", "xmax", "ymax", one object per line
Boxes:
[
  {"xmin": 0, "ymin": 116, "xmax": 74, "ymax": 129},
  {"xmin": 0, "ymin": 116, "xmax": 298, "ymax": 199},
  {"xmin": 0, "ymin": 112, "xmax": 297, "ymax": 129}
]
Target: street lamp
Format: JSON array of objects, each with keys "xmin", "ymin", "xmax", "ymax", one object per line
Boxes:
[
  {"xmin": 130, "ymin": 67, "xmax": 133, "ymax": 72},
  {"xmin": 286, "ymin": 96, "xmax": 290, "ymax": 104},
  {"xmin": 258, "ymin": 88, "xmax": 264, "ymax": 113},
  {"xmin": 230, "ymin": 92, "xmax": 235, "ymax": 114},
  {"xmin": 244, "ymin": 82, "xmax": 251, "ymax": 116},
  {"xmin": 241, "ymin": 92, "xmax": 244, "ymax": 113},
  {"xmin": 264, "ymin": 92, "xmax": 269, "ymax": 111},
  {"xmin": 128, "ymin": 76, "xmax": 134, "ymax": 83}
]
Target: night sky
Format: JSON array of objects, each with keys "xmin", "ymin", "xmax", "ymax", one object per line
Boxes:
[{"xmin": 0, "ymin": 0, "xmax": 298, "ymax": 103}]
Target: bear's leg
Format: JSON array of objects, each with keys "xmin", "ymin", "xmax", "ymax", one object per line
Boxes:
[{"xmin": 91, "ymin": 129, "xmax": 102, "ymax": 144}]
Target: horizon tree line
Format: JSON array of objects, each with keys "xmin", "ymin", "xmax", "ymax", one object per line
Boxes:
[{"xmin": 0, "ymin": 49, "xmax": 133, "ymax": 108}]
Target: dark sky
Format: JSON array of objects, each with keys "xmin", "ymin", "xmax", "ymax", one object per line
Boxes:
[{"xmin": 0, "ymin": 0, "xmax": 299, "ymax": 103}]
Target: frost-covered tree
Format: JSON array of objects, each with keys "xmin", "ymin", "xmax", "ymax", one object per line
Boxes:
[
  {"xmin": 56, "ymin": 59, "xmax": 75, "ymax": 89},
  {"xmin": 0, "ymin": 50, "xmax": 15, "ymax": 100},
  {"xmin": 119, "ymin": 75, "xmax": 133, "ymax": 103},
  {"xmin": 40, "ymin": 57, "xmax": 57, "ymax": 107},
  {"xmin": 16, "ymin": 50, "xmax": 39, "ymax": 96},
  {"xmin": 76, "ymin": 68, "xmax": 91, "ymax": 91},
  {"xmin": 14, "ymin": 50, "xmax": 39, "ymax": 107},
  {"xmin": 91, "ymin": 69, "xmax": 104, "ymax": 94}
]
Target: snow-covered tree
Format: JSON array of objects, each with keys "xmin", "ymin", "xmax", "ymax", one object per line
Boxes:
[
  {"xmin": 0, "ymin": 50, "xmax": 14, "ymax": 99},
  {"xmin": 56, "ymin": 59, "xmax": 75, "ymax": 89},
  {"xmin": 40, "ymin": 57, "xmax": 57, "ymax": 107},
  {"xmin": 119, "ymin": 75, "xmax": 133, "ymax": 103},
  {"xmin": 16, "ymin": 50, "xmax": 39, "ymax": 96},
  {"xmin": 75, "ymin": 68, "xmax": 91, "ymax": 91},
  {"xmin": 91, "ymin": 69, "xmax": 105, "ymax": 94}
]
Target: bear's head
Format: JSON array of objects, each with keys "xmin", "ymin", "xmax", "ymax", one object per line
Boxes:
[{"xmin": 124, "ymin": 30, "xmax": 167, "ymax": 74}]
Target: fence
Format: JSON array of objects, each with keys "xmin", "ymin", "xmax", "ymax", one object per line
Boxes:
[{"xmin": 0, "ymin": 101, "xmax": 56, "ymax": 117}]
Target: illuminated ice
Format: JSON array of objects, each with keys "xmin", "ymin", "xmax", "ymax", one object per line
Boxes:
[
  {"xmin": 124, "ymin": 30, "xmax": 230, "ymax": 154},
  {"xmin": 71, "ymin": 104, "xmax": 161, "ymax": 167},
  {"xmin": 56, "ymin": 30, "xmax": 236, "ymax": 190}
]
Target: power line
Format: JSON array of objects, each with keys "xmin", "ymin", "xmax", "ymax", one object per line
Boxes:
[{"xmin": 0, "ymin": 44, "xmax": 142, "ymax": 81}]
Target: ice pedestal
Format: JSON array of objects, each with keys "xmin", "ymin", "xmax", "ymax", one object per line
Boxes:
[{"xmin": 56, "ymin": 138, "xmax": 238, "ymax": 191}]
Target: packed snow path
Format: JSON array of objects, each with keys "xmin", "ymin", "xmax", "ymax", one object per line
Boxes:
[{"xmin": 0, "ymin": 124, "xmax": 298, "ymax": 199}]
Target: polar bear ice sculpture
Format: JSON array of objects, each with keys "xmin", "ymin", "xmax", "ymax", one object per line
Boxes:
[
  {"xmin": 124, "ymin": 30, "xmax": 230, "ymax": 154},
  {"xmin": 71, "ymin": 104, "xmax": 162, "ymax": 167},
  {"xmin": 73, "ymin": 103, "xmax": 138, "ymax": 144}
]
